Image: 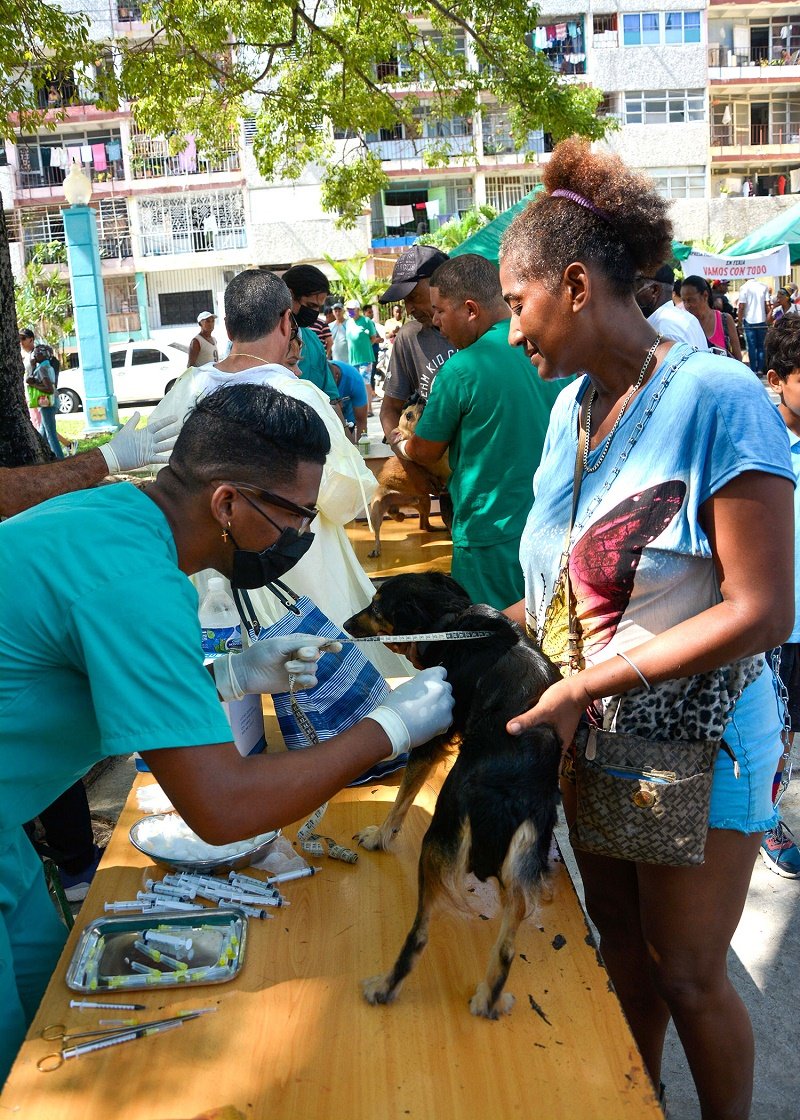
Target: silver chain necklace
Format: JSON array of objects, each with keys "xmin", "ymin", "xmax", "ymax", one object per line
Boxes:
[{"xmin": 583, "ymin": 335, "xmax": 662, "ymax": 474}]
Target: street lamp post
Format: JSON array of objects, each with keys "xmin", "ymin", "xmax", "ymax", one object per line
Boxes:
[{"xmin": 61, "ymin": 164, "xmax": 119, "ymax": 433}]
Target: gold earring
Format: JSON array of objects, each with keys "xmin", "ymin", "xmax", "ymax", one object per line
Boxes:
[{"xmin": 221, "ymin": 522, "xmax": 231, "ymax": 544}]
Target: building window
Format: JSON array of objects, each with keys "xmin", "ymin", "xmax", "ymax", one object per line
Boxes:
[
  {"xmin": 665, "ymin": 11, "xmax": 701, "ymax": 44},
  {"xmin": 648, "ymin": 167, "xmax": 706, "ymax": 198},
  {"xmin": 105, "ymin": 276, "xmax": 140, "ymax": 333},
  {"xmin": 159, "ymin": 289, "xmax": 214, "ymax": 326},
  {"xmin": 623, "ymin": 13, "xmax": 661, "ymax": 46},
  {"xmin": 594, "ymin": 14, "xmax": 617, "ymax": 35},
  {"xmin": 624, "ymin": 90, "xmax": 705, "ymax": 125},
  {"xmin": 138, "ymin": 191, "xmax": 246, "ymax": 256},
  {"xmin": 623, "ymin": 11, "xmax": 702, "ymax": 46},
  {"xmin": 485, "ymin": 174, "xmax": 540, "ymax": 211}
]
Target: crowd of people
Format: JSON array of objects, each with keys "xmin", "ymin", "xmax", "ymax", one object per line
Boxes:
[{"xmin": 6, "ymin": 137, "xmax": 800, "ymax": 1118}]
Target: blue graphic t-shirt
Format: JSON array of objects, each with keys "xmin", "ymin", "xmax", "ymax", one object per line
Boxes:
[{"xmin": 519, "ymin": 344, "xmax": 793, "ymax": 742}]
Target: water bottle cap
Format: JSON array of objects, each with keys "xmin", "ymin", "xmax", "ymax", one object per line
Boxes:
[{"xmin": 208, "ymin": 577, "xmax": 224, "ymax": 591}]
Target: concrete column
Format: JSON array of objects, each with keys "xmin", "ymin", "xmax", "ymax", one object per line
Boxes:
[
  {"xmin": 62, "ymin": 204, "xmax": 119, "ymax": 432},
  {"xmin": 134, "ymin": 271, "xmax": 149, "ymax": 337}
]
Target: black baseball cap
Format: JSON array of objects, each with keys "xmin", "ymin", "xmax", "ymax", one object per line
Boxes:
[
  {"xmin": 379, "ymin": 245, "xmax": 449, "ymax": 304},
  {"xmin": 19, "ymin": 328, "xmax": 35, "ymax": 340}
]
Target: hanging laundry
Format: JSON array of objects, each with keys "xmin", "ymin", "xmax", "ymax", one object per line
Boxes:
[
  {"xmin": 80, "ymin": 143, "xmax": 92, "ymax": 163},
  {"xmin": 790, "ymin": 168, "xmax": 800, "ymax": 193},
  {"xmin": 91, "ymin": 143, "xmax": 107, "ymax": 170},
  {"xmin": 177, "ymin": 134, "xmax": 197, "ymax": 173},
  {"xmin": 50, "ymin": 146, "xmax": 64, "ymax": 168},
  {"xmin": 105, "ymin": 140, "xmax": 122, "ymax": 161},
  {"xmin": 722, "ymin": 105, "xmax": 732, "ymax": 126},
  {"xmin": 534, "ymin": 26, "xmax": 548, "ymax": 49},
  {"xmin": 398, "ymin": 205, "xmax": 414, "ymax": 225},
  {"xmin": 425, "ymin": 198, "xmax": 440, "ymax": 219},
  {"xmin": 383, "ymin": 204, "xmax": 401, "ymax": 226},
  {"xmin": 555, "ymin": 23, "xmax": 567, "ymax": 39},
  {"xmin": 66, "ymin": 145, "xmax": 83, "ymax": 165},
  {"xmin": 546, "ymin": 25, "xmax": 556, "ymax": 39},
  {"xmin": 17, "ymin": 145, "xmax": 31, "ymax": 172}
]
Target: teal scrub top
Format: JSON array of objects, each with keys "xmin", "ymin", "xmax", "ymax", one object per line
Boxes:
[
  {"xmin": 0, "ymin": 484, "xmax": 233, "ymax": 834},
  {"xmin": 415, "ymin": 320, "xmax": 563, "ymax": 547},
  {"xmin": 345, "ymin": 315, "xmax": 378, "ymax": 366},
  {"xmin": 298, "ymin": 327, "xmax": 340, "ymax": 402}
]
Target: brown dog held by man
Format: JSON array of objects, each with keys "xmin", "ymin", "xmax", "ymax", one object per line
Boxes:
[
  {"xmin": 368, "ymin": 394, "xmax": 451, "ymax": 558},
  {"xmin": 344, "ymin": 572, "xmax": 562, "ymax": 1019}
]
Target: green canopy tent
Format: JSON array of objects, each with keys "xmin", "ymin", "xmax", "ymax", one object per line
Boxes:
[
  {"xmin": 726, "ymin": 201, "xmax": 800, "ymax": 264},
  {"xmin": 450, "ymin": 190, "xmax": 691, "ymax": 265}
]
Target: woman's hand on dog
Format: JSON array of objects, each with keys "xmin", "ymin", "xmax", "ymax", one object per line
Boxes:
[{"xmin": 506, "ymin": 674, "xmax": 592, "ymax": 754}]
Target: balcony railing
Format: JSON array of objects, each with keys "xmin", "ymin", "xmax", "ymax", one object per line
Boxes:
[
  {"xmin": 129, "ymin": 146, "xmax": 241, "ymax": 179},
  {"xmin": 711, "ymin": 124, "xmax": 800, "ymax": 149},
  {"xmin": 365, "ymin": 134, "xmax": 474, "ymax": 163},
  {"xmin": 139, "ymin": 227, "xmax": 247, "ymax": 256},
  {"xmin": 22, "ymin": 232, "xmax": 132, "ymax": 266},
  {"xmin": 15, "ymin": 161, "xmax": 124, "ymax": 193},
  {"xmin": 481, "ymin": 131, "xmax": 549, "ymax": 157},
  {"xmin": 709, "ymin": 45, "xmax": 800, "ymax": 69}
]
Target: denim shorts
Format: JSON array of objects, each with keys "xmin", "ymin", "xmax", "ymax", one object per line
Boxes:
[{"xmin": 712, "ymin": 664, "xmax": 783, "ymax": 833}]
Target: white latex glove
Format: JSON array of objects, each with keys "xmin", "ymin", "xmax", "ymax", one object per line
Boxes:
[
  {"xmin": 99, "ymin": 412, "xmax": 181, "ymax": 473},
  {"xmin": 213, "ymin": 635, "xmax": 342, "ymax": 701},
  {"xmin": 365, "ymin": 667, "xmax": 454, "ymax": 760}
]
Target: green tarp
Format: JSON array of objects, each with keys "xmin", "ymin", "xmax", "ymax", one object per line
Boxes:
[
  {"xmin": 727, "ymin": 202, "xmax": 800, "ymax": 265},
  {"xmin": 451, "ymin": 189, "xmax": 691, "ymax": 265}
]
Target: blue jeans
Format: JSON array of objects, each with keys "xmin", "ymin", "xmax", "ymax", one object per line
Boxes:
[
  {"xmin": 39, "ymin": 407, "xmax": 64, "ymax": 459},
  {"xmin": 743, "ymin": 322, "xmax": 767, "ymax": 375}
]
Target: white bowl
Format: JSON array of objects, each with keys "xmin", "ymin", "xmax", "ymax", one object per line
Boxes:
[{"xmin": 129, "ymin": 812, "xmax": 280, "ymax": 873}]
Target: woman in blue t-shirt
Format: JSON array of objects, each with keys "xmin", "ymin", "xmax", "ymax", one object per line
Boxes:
[{"xmin": 498, "ymin": 138, "xmax": 793, "ymax": 1119}]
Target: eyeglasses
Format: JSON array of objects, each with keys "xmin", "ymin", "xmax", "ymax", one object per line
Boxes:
[
  {"xmin": 289, "ymin": 312, "xmax": 300, "ymax": 342},
  {"xmin": 228, "ymin": 483, "xmax": 317, "ymax": 534}
]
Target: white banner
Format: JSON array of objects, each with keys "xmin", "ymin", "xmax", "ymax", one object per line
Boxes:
[{"xmin": 683, "ymin": 244, "xmax": 791, "ymax": 281}]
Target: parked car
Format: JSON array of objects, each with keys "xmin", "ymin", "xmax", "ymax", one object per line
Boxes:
[{"xmin": 55, "ymin": 341, "xmax": 188, "ymax": 414}]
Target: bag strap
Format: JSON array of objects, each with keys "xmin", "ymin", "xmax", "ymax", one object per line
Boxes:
[
  {"xmin": 564, "ymin": 397, "xmax": 589, "ymax": 673},
  {"xmin": 233, "ymin": 580, "xmax": 303, "ymax": 643}
]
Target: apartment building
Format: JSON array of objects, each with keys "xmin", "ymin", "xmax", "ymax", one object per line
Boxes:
[
  {"xmin": 1, "ymin": 3, "xmax": 368, "ymax": 347},
  {"xmin": 4, "ymin": 1, "xmax": 799, "ymax": 345}
]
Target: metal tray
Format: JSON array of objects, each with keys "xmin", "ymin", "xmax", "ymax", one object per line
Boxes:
[
  {"xmin": 66, "ymin": 908, "xmax": 247, "ymax": 992},
  {"xmin": 129, "ymin": 812, "xmax": 280, "ymax": 873}
]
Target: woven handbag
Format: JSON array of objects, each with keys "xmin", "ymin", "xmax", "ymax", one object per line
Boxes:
[{"xmin": 570, "ymin": 727, "xmax": 721, "ymax": 866}]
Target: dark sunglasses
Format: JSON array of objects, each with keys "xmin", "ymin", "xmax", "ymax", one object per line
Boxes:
[
  {"xmin": 289, "ymin": 312, "xmax": 300, "ymax": 342},
  {"xmin": 229, "ymin": 483, "xmax": 317, "ymax": 534}
]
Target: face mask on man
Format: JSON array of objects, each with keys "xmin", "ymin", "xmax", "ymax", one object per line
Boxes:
[
  {"xmin": 226, "ymin": 487, "xmax": 317, "ymax": 589},
  {"xmin": 229, "ymin": 527, "xmax": 314, "ymax": 589},
  {"xmin": 294, "ymin": 305, "xmax": 321, "ymax": 329}
]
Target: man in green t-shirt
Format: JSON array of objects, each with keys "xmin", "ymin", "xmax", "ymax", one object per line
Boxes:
[{"xmin": 398, "ymin": 254, "xmax": 563, "ymax": 609}]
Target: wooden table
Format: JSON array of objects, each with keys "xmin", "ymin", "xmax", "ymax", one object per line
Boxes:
[{"xmin": 2, "ymin": 744, "xmax": 662, "ymax": 1118}]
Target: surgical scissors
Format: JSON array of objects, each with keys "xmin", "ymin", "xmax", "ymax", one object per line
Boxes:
[{"xmin": 37, "ymin": 1010, "xmax": 207, "ymax": 1072}]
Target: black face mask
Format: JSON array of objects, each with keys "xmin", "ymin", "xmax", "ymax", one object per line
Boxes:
[
  {"xmin": 294, "ymin": 304, "xmax": 320, "ymax": 328},
  {"xmin": 229, "ymin": 526, "xmax": 315, "ymax": 590}
]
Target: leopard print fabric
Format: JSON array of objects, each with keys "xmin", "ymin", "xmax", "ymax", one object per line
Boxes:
[{"xmin": 601, "ymin": 654, "xmax": 764, "ymax": 741}]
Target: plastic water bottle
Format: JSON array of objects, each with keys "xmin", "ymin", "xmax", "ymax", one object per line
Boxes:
[{"xmin": 199, "ymin": 577, "xmax": 242, "ymax": 660}]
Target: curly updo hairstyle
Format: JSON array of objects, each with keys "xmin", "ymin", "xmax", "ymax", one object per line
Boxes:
[{"xmin": 500, "ymin": 138, "xmax": 673, "ymax": 297}]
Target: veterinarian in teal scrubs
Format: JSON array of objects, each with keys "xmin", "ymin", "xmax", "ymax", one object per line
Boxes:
[{"xmin": 0, "ymin": 382, "xmax": 454, "ymax": 1082}]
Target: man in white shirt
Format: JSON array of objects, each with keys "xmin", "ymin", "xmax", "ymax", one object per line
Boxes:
[
  {"xmin": 635, "ymin": 265, "xmax": 708, "ymax": 350},
  {"xmin": 737, "ymin": 277, "xmax": 770, "ymax": 375}
]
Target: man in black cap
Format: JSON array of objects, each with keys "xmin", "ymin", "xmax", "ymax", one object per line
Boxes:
[
  {"xmin": 634, "ymin": 263, "xmax": 708, "ymax": 350},
  {"xmin": 377, "ymin": 245, "xmax": 456, "ymax": 447}
]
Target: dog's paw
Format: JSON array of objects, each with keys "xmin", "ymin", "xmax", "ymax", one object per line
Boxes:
[
  {"xmin": 362, "ymin": 975, "xmax": 397, "ymax": 1005},
  {"xmin": 469, "ymin": 985, "xmax": 515, "ymax": 1019},
  {"xmin": 354, "ymin": 824, "xmax": 392, "ymax": 851}
]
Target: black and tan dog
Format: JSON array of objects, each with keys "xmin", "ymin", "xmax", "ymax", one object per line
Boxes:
[
  {"xmin": 344, "ymin": 572, "xmax": 562, "ymax": 1019},
  {"xmin": 368, "ymin": 395, "xmax": 451, "ymax": 558}
]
